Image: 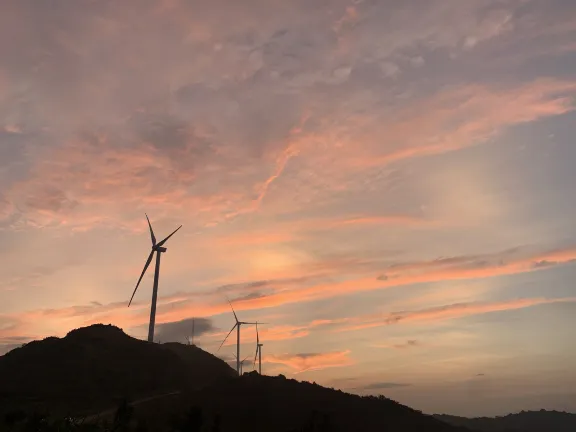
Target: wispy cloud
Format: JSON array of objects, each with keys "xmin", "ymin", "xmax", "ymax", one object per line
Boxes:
[
  {"xmin": 265, "ymin": 350, "xmax": 353, "ymax": 374},
  {"xmin": 374, "ymin": 340, "xmax": 421, "ymax": 350},
  {"xmin": 362, "ymin": 382, "xmax": 412, "ymax": 390},
  {"xmin": 3, "ymin": 245, "xmax": 576, "ymax": 344},
  {"xmin": 335, "ymin": 297, "xmax": 576, "ymax": 332}
]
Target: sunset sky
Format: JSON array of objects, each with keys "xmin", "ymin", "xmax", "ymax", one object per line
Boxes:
[{"xmin": 1, "ymin": 0, "xmax": 576, "ymax": 417}]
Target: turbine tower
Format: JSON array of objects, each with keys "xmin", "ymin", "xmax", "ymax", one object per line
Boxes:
[
  {"xmin": 185, "ymin": 318, "xmax": 195, "ymax": 346},
  {"xmin": 253, "ymin": 321, "xmax": 264, "ymax": 374},
  {"xmin": 128, "ymin": 214, "xmax": 182, "ymax": 343},
  {"xmin": 218, "ymin": 299, "xmax": 260, "ymax": 375},
  {"xmin": 232, "ymin": 353, "xmax": 250, "ymax": 375}
]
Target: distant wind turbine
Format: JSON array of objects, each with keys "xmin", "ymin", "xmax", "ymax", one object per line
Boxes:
[
  {"xmin": 218, "ymin": 299, "xmax": 263, "ymax": 375},
  {"xmin": 232, "ymin": 353, "xmax": 251, "ymax": 375},
  {"xmin": 253, "ymin": 322, "xmax": 264, "ymax": 374},
  {"xmin": 185, "ymin": 318, "xmax": 195, "ymax": 346},
  {"xmin": 128, "ymin": 214, "xmax": 182, "ymax": 343}
]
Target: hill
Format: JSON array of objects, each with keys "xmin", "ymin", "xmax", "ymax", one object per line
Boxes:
[
  {"xmin": 435, "ymin": 410, "xmax": 576, "ymax": 432},
  {"xmin": 0, "ymin": 324, "xmax": 235, "ymax": 415},
  {"xmin": 0, "ymin": 323, "xmax": 470, "ymax": 431},
  {"xmin": 121, "ymin": 372, "xmax": 471, "ymax": 432}
]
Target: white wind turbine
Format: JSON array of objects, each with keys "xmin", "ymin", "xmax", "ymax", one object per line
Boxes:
[
  {"xmin": 218, "ymin": 299, "xmax": 263, "ymax": 375},
  {"xmin": 253, "ymin": 321, "xmax": 264, "ymax": 374},
  {"xmin": 232, "ymin": 353, "xmax": 250, "ymax": 375},
  {"xmin": 128, "ymin": 214, "xmax": 182, "ymax": 343}
]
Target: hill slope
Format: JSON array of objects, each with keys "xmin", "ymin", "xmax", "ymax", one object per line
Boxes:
[
  {"xmin": 128, "ymin": 372, "xmax": 471, "ymax": 432},
  {"xmin": 435, "ymin": 410, "xmax": 576, "ymax": 432},
  {"xmin": 0, "ymin": 324, "xmax": 235, "ymax": 415}
]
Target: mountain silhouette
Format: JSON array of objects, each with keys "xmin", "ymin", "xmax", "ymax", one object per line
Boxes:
[
  {"xmin": 0, "ymin": 324, "xmax": 468, "ymax": 431},
  {"xmin": 435, "ymin": 410, "xmax": 576, "ymax": 432},
  {"xmin": 165, "ymin": 372, "xmax": 471, "ymax": 431},
  {"xmin": 0, "ymin": 324, "xmax": 235, "ymax": 416}
]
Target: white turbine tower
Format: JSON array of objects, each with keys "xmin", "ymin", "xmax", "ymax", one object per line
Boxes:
[
  {"xmin": 232, "ymin": 353, "xmax": 250, "ymax": 375},
  {"xmin": 218, "ymin": 299, "xmax": 262, "ymax": 375},
  {"xmin": 128, "ymin": 214, "xmax": 182, "ymax": 343},
  {"xmin": 253, "ymin": 322, "xmax": 264, "ymax": 374}
]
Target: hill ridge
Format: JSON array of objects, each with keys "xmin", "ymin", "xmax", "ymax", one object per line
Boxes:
[
  {"xmin": 0, "ymin": 324, "xmax": 235, "ymax": 415},
  {"xmin": 435, "ymin": 410, "xmax": 576, "ymax": 432}
]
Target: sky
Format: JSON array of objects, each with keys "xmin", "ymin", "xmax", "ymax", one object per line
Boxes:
[{"xmin": 1, "ymin": 0, "xmax": 576, "ymax": 418}]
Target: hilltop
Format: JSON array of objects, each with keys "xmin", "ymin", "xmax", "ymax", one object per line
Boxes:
[
  {"xmin": 435, "ymin": 410, "xmax": 576, "ymax": 432},
  {"xmin": 0, "ymin": 324, "xmax": 235, "ymax": 415}
]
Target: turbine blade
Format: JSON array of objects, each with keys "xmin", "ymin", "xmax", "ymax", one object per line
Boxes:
[
  {"xmin": 227, "ymin": 298, "xmax": 239, "ymax": 323},
  {"xmin": 157, "ymin": 225, "xmax": 182, "ymax": 247},
  {"xmin": 128, "ymin": 250, "xmax": 154, "ymax": 306},
  {"xmin": 217, "ymin": 323, "xmax": 237, "ymax": 351},
  {"xmin": 256, "ymin": 322, "xmax": 260, "ymax": 344},
  {"xmin": 254, "ymin": 345, "xmax": 258, "ymax": 368},
  {"xmin": 145, "ymin": 213, "xmax": 156, "ymax": 246}
]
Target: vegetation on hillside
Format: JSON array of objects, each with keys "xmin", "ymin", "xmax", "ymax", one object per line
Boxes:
[{"xmin": 436, "ymin": 410, "xmax": 576, "ymax": 432}]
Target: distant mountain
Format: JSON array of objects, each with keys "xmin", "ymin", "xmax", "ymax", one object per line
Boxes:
[
  {"xmin": 435, "ymin": 410, "xmax": 576, "ymax": 432},
  {"xmin": 0, "ymin": 324, "xmax": 235, "ymax": 415}
]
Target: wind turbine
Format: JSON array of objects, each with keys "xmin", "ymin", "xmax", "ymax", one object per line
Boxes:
[
  {"xmin": 128, "ymin": 214, "xmax": 182, "ymax": 343},
  {"xmin": 253, "ymin": 321, "xmax": 264, "ymax": 374},
  {"xmin": 185, "ymin": 318, "xmax": 195, "ymax": 346},
  {"xmin": 218, "ymin": 299, "xmax": 261, "ymax": 376},
  {"xmin": 232, "ymin": 353, "xmax": 250, "ymax": 375}
]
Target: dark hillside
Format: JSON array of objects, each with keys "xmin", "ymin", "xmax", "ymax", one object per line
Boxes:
[
  {"xmin": 129, "ymin": 372, "xmax": 471, "ymax": 432},
  {"xmin": 436, "ymin": 410, "xmax": 576, "ymax": 432},
  {"xmin": 0, "ymin": 324, "xmax": 235, "ymax": 415}
]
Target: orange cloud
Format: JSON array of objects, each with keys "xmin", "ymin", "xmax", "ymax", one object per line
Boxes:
[
  {"xmin": 336, "ymin": 296, "xmax": 576, "ymax": 332},
  {"xmin": 207, "ymin": 246, "xmax": 576, "ymax": 314},
  {"xmin": 209, "ymin": 212, "xmax": 429, "ymax": 249},
  {"xmin": 265, "ymin": 350, "xmax": 353, "ymax": 374},
  {"xmin": 212, "ymin": 231, "xmax": 296, "ymax": 247},
  {"xmin": 374, "ymin": 340, "xmax": 421, "ymax": 350},
  {"xmin": 4, "ymin": 246, "xmax": 576, "ymax": 345},
  {"xmin": 209, "ymin": 324, "xmax": 310, "ymax": 347},
  {"xmin": 344, "ymin": 79, "xmax": 576, "ymax": 168},
  {"xmin": 328, "ymin": 215, "xmax": 429, "ymax": 227},
  {"xmin": 6, "ymin": 76, "xmax": 574, "ymax": 233}
]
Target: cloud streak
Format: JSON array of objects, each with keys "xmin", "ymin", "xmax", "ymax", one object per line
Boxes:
[
  {"xmin": 3, "ymin": 245, "xmax": 576, "ymax": 344},
  {"xmin": 335, "ymin": 297, "xmax": 576, "ymax": 332},
  {"xmin": 264, "ymin": 350, "xmax": 353, "ymax": 374}
]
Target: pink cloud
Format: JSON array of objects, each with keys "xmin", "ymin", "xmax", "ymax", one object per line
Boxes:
[
  {"xmin": 342, "ymin": 79, "xmax": 576, "ymax": 169},
  {"xmin": 4, "ymin": 245, "xmax": 576, "ymax": 344},
  {"xmin": 336, "ymin": 296, "xmax": 576, "ymax": 332},
  {"xmin": 265, "ymin": 350, "xmax": 353, "ymax": 374},
  {"xmin": 210, "ymin": 324, "xmax": 310, "ymax": 347}
]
